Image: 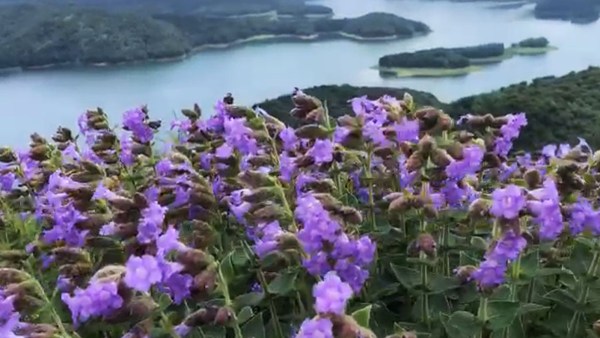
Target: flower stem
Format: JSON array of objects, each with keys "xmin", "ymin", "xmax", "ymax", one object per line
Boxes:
[
  {"xmin": 217, "ymin": 264, "xmax": 244, "ymax": 338},
  {"xmin": 477, "ymin": 296, "xmax": 488, "ymax": 338},
  {"xmin": 257, "ymin": 271, "xmax": 285, "ymax": 338},
  {"xmin": 568, "ymin": 250, "xmax": 600, "ymax": 338}
]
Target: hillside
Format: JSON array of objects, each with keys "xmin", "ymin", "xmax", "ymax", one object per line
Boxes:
[
  {"xmin": 258, "ymin": 67, "xmax": 600, "ymax": 150},
  {"xmin": 0, "ymin": 0, "xmax": 333, "ymax": 17},
  {"xmin": 0, "ymin": 5, "xmax": 429, "ymax": 70}
]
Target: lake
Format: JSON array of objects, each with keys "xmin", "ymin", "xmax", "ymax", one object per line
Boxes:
[{"xmin": 0, "ymin": 0, "xmax": 599, "ymax": 146}]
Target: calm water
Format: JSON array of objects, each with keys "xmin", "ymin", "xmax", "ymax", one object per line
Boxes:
[{"xmin": 0, "ymin": 0, "xmax": 599, "ymax": 146}]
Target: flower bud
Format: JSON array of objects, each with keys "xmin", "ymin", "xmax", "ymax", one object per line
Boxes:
[
  {"xmin": 416, "ymin": 233, "xmax": 437, "ymax": 257},
  {"xmin": 295, "ymin": 124, "xmax": 330, "ymax": 140},
  {"xmin": 417, "ymin": 134, "xmax": 435, "ymax": 155},
  {"xmin": 191, "ymin": 268, "xmax": 217, "ymax": 299},
  {"xmin": 430, "ymin": 148, "xmax": 452, "ymax": 168},
  {"xmin": 468, "ymin": 198, "xmax": 489, "ymax": 219},
  {"xmin": 405, "ymin": 152, "xmax": 424, "ymax": 172},
  {"xmin": 524, "ymin": 169, "xmax": 541, "ymax": 189},
  {"xmin": 184, "ymin": 306, "xmax": 219, "ymax": 327},
  {"xmin": 0, "ymin": 268, "xmax": 31, "ymax": 286},
  {"xmin": 593, "ymin": 319, "xmax": 600, "ymax": 335},
  {"xmin": 339, "ymin": 206, "xmax": 363, "ymax": 224},
  {"xmin": 178, "ymin": 250, "xmax": 211, "ymax": 275},
  {"xmin": 51, "ymin": 247, "xmax": 90, "ymax": 265},
  {"xmin": 92, "ymin": 265, "xmax": 126, "ymax": 282},
  {"xmin": 276, "ymin": 233, "xmax": 301, "ymax": 251},
  {"xmin": 214, "ymin": 307, "xmax": 235, "ymax": 326},
  {"xmin": 16, "ymin": 324, "xmax": 57, "ymax": 338},
  {"xmin": 454, "ymin": 265, "xmax": 477, "ymax": 283}
]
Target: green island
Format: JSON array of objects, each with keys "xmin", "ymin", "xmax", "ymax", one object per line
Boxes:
[
  {"xmin": 534, "ymin": 0, "xmax": 600, "ymax": 23},
  {"xmin": 375, "ymin": 37, "xmax": 556, "ymax": 78},
  {"xmin": 0, "ymin": 3, "xmax": 430, "ymax": 71},
  {"xmin": 258, "ymin": 66, "xmax": 600, "ymax": 150}
]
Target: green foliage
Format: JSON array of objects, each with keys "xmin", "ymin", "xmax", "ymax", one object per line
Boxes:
[
  {"xmin": 451, "ymin": 66, "xmax": 600, "ymax": 149},
  {"xmin": 260, "ymin": 67, "xmax": 600, "ymax": 150}
]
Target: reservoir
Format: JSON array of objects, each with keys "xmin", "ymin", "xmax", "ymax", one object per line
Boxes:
[{"xmin": 0, "ymin": 0, "xmax": 598, "ymax": 146}]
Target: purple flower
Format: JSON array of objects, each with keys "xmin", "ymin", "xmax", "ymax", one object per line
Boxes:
[
  {"xmin": 308, "ymin": 139, "xmax": 333, "ymax": 164},
  {"xmin": 295, "ymin": 318, "xmax": 334, "ymax": 338},
  {"xmin": 0, "ymin": 172, "xmax": 16, "ymax": 192},
  {"xmin": 124, "ymin": 255, "xmax": 163, "ymax": 292},
  {"xmin": 445, "ymin": 146, "xmax": 484, "ymax": 180},
  {"xmin": 394, "ymin": 117, "xmax": 419, "ymax": 143},
  {"xmin": 223, "ymin": 118, "xmax": 258, "ymax": 155},
  {"xmin": 313, "ymin": 272, "xmax": 353, "ymax": 315},
  {"xmin": 157, "ymin": 226, "xmax": 186, "ymax": 256},
  {"xmin": 119, "ymin": 134, "xmax": 135, "ymax": 166},
  {"xmin": 137, "ymin": 201, "xmax": 167, "ymax": 244},
  {"xmin": 61, "ymin": 281, "xmax": 123, "ymax": 325},
  {"xmin": 163, "ymin": 273, "xmax": 193, "ymax": 304},
  {"xmin": 333, "ymin": 126, "xmax": 351, "ymax": 144},
  {"xmin": 528, "ymin": 178, "xmax": 564, "ymax": 240},
  {"xmin": 123, "ymin": 108, "xmax": 153, "ymax": 143},
  {"xmin": 350, "ymin": 96, "xmax": 376, "ymax": 116},
  {"xmin": 279, "ymin": 127, "xmax": 298, "ymax": 151},
  {"xmin": 0, "ymin": 292, "xmax": 22, "ymax": 337},
  {"xmin": 280, "ymin": 153, "xmax": 297, "ymax": 182},
  {"xmin": 472, "ymin": 231, "xmax": 526, "ymax": 288},
  {"xmin": 490, "ymin": 185, "xmax": 526, "ymax": 220},
  {"xmin": 362, "ymin": 121, "xmax": 389, "ymax": 146}
]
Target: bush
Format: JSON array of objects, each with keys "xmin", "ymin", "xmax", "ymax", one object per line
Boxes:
[{"xmin": 2, "ymin": 89, "xmax": 600, "ymax": 338}]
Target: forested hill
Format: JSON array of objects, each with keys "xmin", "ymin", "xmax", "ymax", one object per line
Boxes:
[
  {"xmin": 0, "ymin": 4, "xmax": 429, "ymax": 70},
  {"xmin": 258, "ymin": 67, "xmax": 600, "ymax": 150},
  {"xmin": 0, "ymin": 0, "xmax": 334, "ymax": 17}
]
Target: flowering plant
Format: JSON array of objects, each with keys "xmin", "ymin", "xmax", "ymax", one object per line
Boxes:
[{"xmin": 0, "ymin": 91, "xmax": 599, "ymax": 338}]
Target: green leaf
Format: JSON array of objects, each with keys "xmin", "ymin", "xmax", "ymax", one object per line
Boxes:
[
  {"xmin": 487, "ymin": 301, "xmax": 519, "ymax": 331},
  {"xmin": 519, "ymin": 250, "xmax": 539, "ymax": 278},
  {"xmin": 390, "ymin": 264, "xmax": 421, "ymax": 289},
  {"xmin": 233, "ymin": 292, "xmax": 265, "ymax": 309},
  {"xmin": 429, "ymin": 275, "xmax": 461, "ymax": 294},
  {"xmin": 442, "ymin": 311, "xmax": 482, "ymax": 338},
  {"xmin": 241, "ymin": 313, "xmax": 266, "ymax": 338},
  {"xmin": 470, "ymin": 236, "xmax": 488, "ymax": 251},
  {"xmin": 267, "ymin": 270, "xmax": 298, "ymax": 296},
  {"xmin": 535, "ymin": 268, "xmax": 573, "ymax": 277},
  {"xmin": 544, "ymin": 289, "xmax": 579, "ymax": 312},
  {"xmin": 220, "ymin": 252, "xmax": 236, "ymax": 285},
  {"xmin": 459, "ymin": 251, "xmax": 480, "ymax": 266},
  {"xmin": 517, "ymin": 303, "xmax": 550, "ymax": 316},
  {"xmin": 237, "ymin": 306, "xmax": 254, "ymax": 324},
  {"xmin": 157, "ymin": 293, "xmax": 172, "ymax": 311},
  {"xmin": 201, "ymin": 326, "xmax": 227, "ymax": 338},
  {"xmin": 351, "ymin": 304, "xmax": 372, "ymax": 327}
]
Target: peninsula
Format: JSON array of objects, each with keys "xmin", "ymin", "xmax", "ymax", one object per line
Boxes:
[
  {"xmin": 0, "ymin": 4, "xmax": 430, "ymax": 71},
  {"xmin": 376, "ymin": 37, "xmax": 556, "ymax": 78}
]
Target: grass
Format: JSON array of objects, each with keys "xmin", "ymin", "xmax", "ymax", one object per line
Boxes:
[{"xmin": 377, "ymin": 45, "xmax": 558, "ymax": 78}]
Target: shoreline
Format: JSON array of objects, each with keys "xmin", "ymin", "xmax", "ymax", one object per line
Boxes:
[
  {"xmin": 0, "ymin": 31, "xmax": 419, "ymax": 74},
  {"xmin": 377, "ymin": 45, "xmax": 557, "ymax": 78},
  {"xmin": 376, "ymin": 65, "xmax": 482, "ymax": 78}
]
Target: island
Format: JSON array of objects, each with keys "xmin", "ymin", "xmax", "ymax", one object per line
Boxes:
[
  {"xmin": 0, "ymin": 4, "xmax": 430, "ymax": 71},
  {"xmin": 534, "ymin": 0, "xmax": 600, "ymax": 24},
  {"xmin": 375, "ymin": 37, "xmax": 556, "ymax": 78},
  {"xmin": 257, "ymin": 66, "xmax": 600, "ymax": 150}
]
